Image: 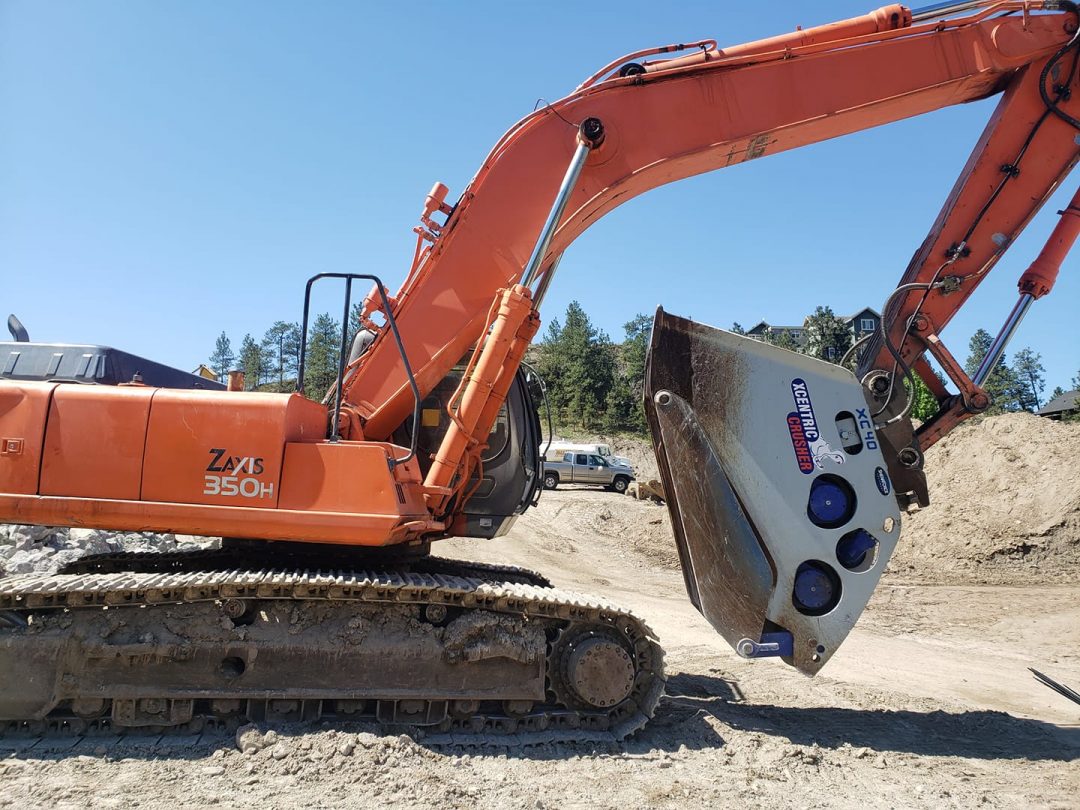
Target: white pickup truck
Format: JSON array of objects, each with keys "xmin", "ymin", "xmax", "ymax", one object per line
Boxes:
[{"xmin": 541, "ymin": 450, "xmax": 635, "ymax": 493}]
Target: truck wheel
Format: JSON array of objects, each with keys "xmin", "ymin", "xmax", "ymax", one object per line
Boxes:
[
  {"xmin": 543, "ymin": 472, "xmax": 559, "ymax": 490},
  {"xmin": 612, "ymin": 475, "xmax": 630, "ymax": 494}
]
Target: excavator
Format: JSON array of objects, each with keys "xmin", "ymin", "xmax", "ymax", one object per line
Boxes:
[{"xmin": 1, "ymin": 1, "xmax": 1078, "ymax": 739}]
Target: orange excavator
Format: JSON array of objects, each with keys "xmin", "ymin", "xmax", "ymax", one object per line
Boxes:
[{"xmin": 2, "ymin": 1, "xmax": 1079, "ymax": 739}]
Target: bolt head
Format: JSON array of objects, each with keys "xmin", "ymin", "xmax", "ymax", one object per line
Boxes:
[{"xmin": 897, "ymin": 448, "xmax": 921, "ymax": 468}]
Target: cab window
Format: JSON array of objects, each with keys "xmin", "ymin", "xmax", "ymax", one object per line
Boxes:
[
  {"xmin": 589, "ymin": 454, "xmax": 606, "ymax": 466},
  {"xmin": 575, "ymin": 454, "xmax": 588, "ymax": 466},
  {"xmin": 563, "ymin": 452, "xmax": 574, "ymax": 463}
]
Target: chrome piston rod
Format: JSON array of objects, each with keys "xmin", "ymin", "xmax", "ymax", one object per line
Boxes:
[
  {"xmin": 531, "ymin": 254, "xmax": 564, "ymax": 310},
  {"xmin": 519, "ymin": 117, "xmax": 605, "ymax": 295},
  {"xmin": 973, "ymin": 293, "xmax": 1034, "ymax": 387},
  {"xmin": 910, "ymin": 1, "xmax": 997, "ymax": 22}
]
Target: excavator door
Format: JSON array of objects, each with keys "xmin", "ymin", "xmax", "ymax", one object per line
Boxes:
[{"xmin": 644, "ymin": 309, "xmax": 901, "ymax": 674}]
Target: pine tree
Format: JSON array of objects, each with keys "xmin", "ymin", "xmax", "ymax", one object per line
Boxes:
[
  {"xmin": 621, "ymin": 314, "xmax": 651, "ymax": 399},
  {"xmin": 964, "ymin": 328, "xmax": 1019, "ymax": 413},
  {"xmin": 349, "ymin": 302, "xmax": 365, "ymax": 343},
  {"xmin": 766, "ymin": 328, "xmax": 802, "ymax": 353},
  {"xmin": 261, "ymin": 322, "xmax": 301, "ymax": 391},
  {"xmin": 537, "ymin": 301, "xmax": 616, "ymax": 432},
  {"xmin": 601, "ymin": 364, "xmax": 638, "ymax": 434},
  {"xmin": 608, "ymin": 314, "xmax": 651, "ymax": 435},
  {"xmin": 1072, "ymin": 368, "xmax": 1080, "ymax": 390},
  {"xmin": 730, "ymin": 322, "xmax": 746, "ymax": 335},
  {"xmin": 803, "ymin": 306, "xmax": 852, "ymax": 363},
  {"xmin": 238, "ymin": 334, "xmax": 264, "ymax": 390},
  {"xmin": 537, "ymin": 315, "xmax": 566, "ymax": 413},
  {"xmin": 1011, "ymin": 348, "xmax": 1046, "ymax": 412},
  {"xmin": 303, "ymin": 313, "xmax": 342, "ymax": 402},
  {"xmin": 209, "ymin": 332, "xmax": 234, "ymax": 383},
  {"xmin": 1050, "ymin": 385, "xmax": 1066, "ymax": 401}
]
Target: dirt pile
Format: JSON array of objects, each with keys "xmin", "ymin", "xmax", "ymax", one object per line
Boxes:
[
  {"xmin": 604, "ymin": 436, "xmax": 660, "ymax": 482},
  {"xmin": 889, "ymin": 412, "xmax": 1080, "ymax": 584},
  {"xmin": 514, "ymin": 488, "xmax": 679, "ymax": 571}
]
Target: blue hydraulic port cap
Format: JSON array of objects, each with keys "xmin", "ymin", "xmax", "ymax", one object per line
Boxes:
[
  {"xmin": 837, "ymin": 529, "xmax": 877, "ymax": 569},
  {"xmin": 793, "ymin": 560, "xmax": 841, "ymax": 615},
  {"xmin": 807, "ymin": 476, "xmax": 855, "ymax": 528}
]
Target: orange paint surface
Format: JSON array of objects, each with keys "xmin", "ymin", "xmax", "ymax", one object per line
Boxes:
[
  {"xmin": 0, "ymin": 382, "xmax": 55, "ymax": 495},
  {"xmin": 40, "ymin": 384, "xmax": 154, "ymax": 500},
  {"xmin": 141, "ymin": 389, "xmax": 326, "ymax": 508},
  {"xmin": 278, "ymin": 441, "xmax": 428, "ymax": 518},
  {"xmin": 0, "ymin": 493, "xmax": 438, "ymax": 546}
]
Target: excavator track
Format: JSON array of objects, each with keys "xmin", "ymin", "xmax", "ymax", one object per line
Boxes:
[
  {"xmin": 59, "ymin": 547, "xmax": 553, "ymax": 587},
  {"xmin": 0, "ymin": 556, "xmax": 664, "ymax": 745}
]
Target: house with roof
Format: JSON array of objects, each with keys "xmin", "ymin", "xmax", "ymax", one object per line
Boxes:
[
  {"xmin": 192, "ymin": 364, "xmax": 218, "ymax": 382},
  {"xmin": 1037, "ymin": 389, "xmax": 1079, "ymax": 420},
  {"xmin": 745, "ymin": 308, "xmax": 881, "ymax": 357},
  {"xmin": 745, "ymin": 320, "xmax": 806, "ymax": 345}
]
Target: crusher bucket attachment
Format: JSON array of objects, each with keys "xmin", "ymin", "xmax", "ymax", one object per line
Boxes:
[{"xmin": 644, "ymin": 309, "xmax": 902, "ymax": 674}]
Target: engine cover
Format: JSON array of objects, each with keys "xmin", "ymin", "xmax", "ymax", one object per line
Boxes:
[{"xmin": 645, "ymin": 309, "xmax": 901, "ymax": 674}]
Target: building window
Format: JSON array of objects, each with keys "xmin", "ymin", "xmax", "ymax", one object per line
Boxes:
[{"xmin": 860, "ymin": 318, "xmax": 875, "ymax": 332}]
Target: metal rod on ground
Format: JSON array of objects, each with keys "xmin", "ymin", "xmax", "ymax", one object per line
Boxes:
[{"xmin": 1030, "ymin": 667, "xmax": 1080, "ymax": 707}]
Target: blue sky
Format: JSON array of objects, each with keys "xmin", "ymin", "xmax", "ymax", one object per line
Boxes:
[{"xmin": 2, "ymin": 1, "xmax": 1077, "ymax": 394}]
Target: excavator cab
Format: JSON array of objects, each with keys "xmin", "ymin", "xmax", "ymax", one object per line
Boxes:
[{"xmin": 644, "ymin": 309, "xmax": 903, "ymax": 674}]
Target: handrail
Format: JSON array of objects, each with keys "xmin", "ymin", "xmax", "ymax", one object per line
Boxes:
[{"xmin": 298, "ymin": 273, "xmax": 421, "ymax": 466}]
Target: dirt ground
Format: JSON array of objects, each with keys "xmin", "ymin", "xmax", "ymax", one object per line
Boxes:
[{"xmin": 2, "ymin": 414, "xmax": 1078, "ymax": 808}]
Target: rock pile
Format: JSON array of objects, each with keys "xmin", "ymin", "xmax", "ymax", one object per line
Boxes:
[{"xmin": 0, "ymin": 524, "xmax": 216, "ymax": 577}]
